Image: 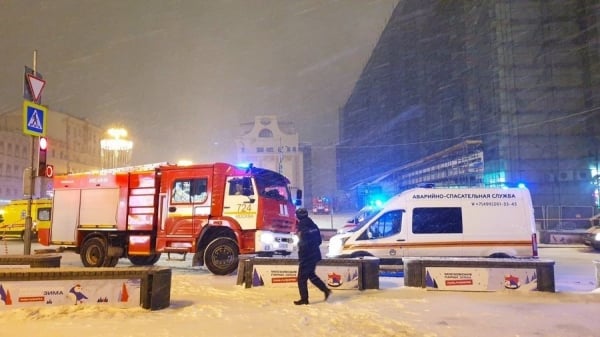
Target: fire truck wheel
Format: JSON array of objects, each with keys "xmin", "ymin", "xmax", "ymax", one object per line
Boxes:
[
  {"xmin": 103, "ymin": 256, "xmax": 120, "ymax": 267},
  {"xmin": 204, "ymin": 237, "xmax": 239, "ymax": 276},
  {"xmin": 81, "ymin": 237, "xmax": 109, "ymax": 267},
  {"xmin": 128, "ymin": 254, "xmax": 161, "ymax": 266}
]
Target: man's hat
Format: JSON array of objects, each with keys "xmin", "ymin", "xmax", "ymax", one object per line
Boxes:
[{"xmin": 295, "ymin": 208, "xmax": 309, "ymax": 219}]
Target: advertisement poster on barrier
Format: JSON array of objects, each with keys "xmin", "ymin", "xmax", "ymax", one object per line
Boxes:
[
  {"xmin": 425, "ymin": 267, "xmax": 537, "ymax": 291},
  {"xmin": 0, "ymin": 279, "xmax": 141, "ymax": 309},
  {"xmin": 251, "ymin": 265, "xmax": 360, "ymax": 290}
]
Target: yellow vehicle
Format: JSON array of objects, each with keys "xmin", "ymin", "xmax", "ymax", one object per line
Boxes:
[{"xmin": 0, "ymin": 199, "xmax": 52, "ymax": 241}]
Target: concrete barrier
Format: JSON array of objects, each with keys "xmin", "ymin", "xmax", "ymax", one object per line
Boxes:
[
  {"xmin": 538, "ymin": 230, "xmax": 586, "ymax": 244},
  {"xmin": 237, "ymin": 256, "xmax": 380, "ymax": 290},
  {"xmin": 0, "ymin": 266, "xmax": 171, "ymax": 310},
  {"xmin": 594, "ymin": 260, "xmax": 600, "ymax": 289},
  {"xmin": 0, "ymin": 254, "xmax": 62, "ymax": 267},
  {"xmin": 403, "ymin": 257, "xmax": 555, "ymax": 292}
]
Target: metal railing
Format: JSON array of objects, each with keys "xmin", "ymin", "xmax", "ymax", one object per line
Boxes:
[{"xmin": 534, "ymin": 205, "xmax": 596, "ymax": 231}]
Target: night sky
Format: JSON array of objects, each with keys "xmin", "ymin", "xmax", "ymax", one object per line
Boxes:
[{"xmin": 0, "ymin": 0, "xmax": 397, "ymax": 165}]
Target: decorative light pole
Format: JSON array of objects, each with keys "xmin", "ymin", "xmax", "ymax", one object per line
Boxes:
[{"xmin": 100, "ymin": 128, "xmax": 133, "ymax": 169}]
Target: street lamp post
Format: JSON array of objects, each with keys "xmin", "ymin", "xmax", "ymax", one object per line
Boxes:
[{"xmin": 101, "ymin": 128, "xmax": 133, "ymax": 169}]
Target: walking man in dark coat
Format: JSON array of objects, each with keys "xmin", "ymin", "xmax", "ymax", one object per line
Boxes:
[{"xmin": 294, "ymin": 207, "xmax": 331, "ymax": 305}]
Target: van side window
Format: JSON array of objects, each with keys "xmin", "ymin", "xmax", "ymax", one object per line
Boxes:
[
  {"xmin": 358, "ymin": 210, "xmax": 403, "ymax": 240},
  {"xmin": 412, "ymin": 207, "xmax": 463, "ymax": 234}
]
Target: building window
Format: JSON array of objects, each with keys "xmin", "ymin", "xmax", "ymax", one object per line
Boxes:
[
  {"xmin": 259, "ymin": 129, "xmax": 273, "ymax": 138},
  {"xmin": 257, "ymin": 147, "xmax": 264, "ymax": 153}
]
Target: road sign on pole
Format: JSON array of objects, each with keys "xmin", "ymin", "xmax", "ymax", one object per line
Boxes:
[
  {"xmin": 24, "ymin": 50, "xmax": 44, "ymax": 256},
  {"xmin": 23, "ymin": 66, "xmax": 43, "ymax": 103},
  {"xmin": 22, "ymin": 100, "xmax": 47, "ymax": 136},
  {"xmin": 26, "ymin": 73, "xmax": 46, "ymax": 103}
]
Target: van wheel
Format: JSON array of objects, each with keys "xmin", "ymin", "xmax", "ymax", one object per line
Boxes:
[
  {"xmin": 204, "ymin": 237, "xmax": 239, "ymax": 275},
  {"xmin": 81, "ymin": 237, "xmax": 108, "ymax": 267},
  {"xmin": 350, "ymin": 251, "xmax": 373, "ymax": 258},
  {"xmin": 489, "ymin": 252, "xmax": 512, "ymax": 258},
  {"xmin": 128, "ymin": 254, "xmax": 161, "ymax": 266}
]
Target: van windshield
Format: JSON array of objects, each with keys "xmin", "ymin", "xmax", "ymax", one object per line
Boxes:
[
  {"xmin": 346, "ymin": 206, "xmax": 381, "ymax": 232},
  {"xmin": 358, "ymin": 210, "xmax": 403, "ymax": 240}
]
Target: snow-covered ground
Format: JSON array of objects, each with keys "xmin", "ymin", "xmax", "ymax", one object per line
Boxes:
[
  {"xmin": 0, "ymin": 267, "xmax": 599, "ymax": 337},
  {"xmin": 1, "ymin": 240, "xmax": 599, "ymax": 337}
]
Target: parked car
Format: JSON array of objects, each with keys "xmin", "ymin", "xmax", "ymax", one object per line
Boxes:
[{"xmin": 583, "ymin": 226, "xmax": 600, "ymax": 250}]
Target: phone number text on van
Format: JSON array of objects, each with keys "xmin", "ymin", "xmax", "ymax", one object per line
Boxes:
[{"xmin": 412, "ymin": 193, "xmax": 517, "ymax": 200}]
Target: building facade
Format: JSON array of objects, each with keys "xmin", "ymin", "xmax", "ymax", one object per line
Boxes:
[
  {"xmin": 337, "ymin": 1, "xmax": 600, "ymax": 220},
  {"xmin": 235, "ymin": 115, "xmax": 305, "ymax": 202},
  {"xmin": 0, "ymin": 108, "xmax": 103, "ymax": 203}
]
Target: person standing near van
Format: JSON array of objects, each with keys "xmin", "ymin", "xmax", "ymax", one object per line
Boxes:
[{"xmin": 294, "ymin": 208, "xmax": 331, "ymax": 305}]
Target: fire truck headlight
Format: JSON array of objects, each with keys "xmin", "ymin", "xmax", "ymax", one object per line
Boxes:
[
  {"xmin": 595, "ymin": 233, "xmax": 600, "ymax": 242},
  {"xmin": 292, "ymin": 234, "xmax": 299, "ymax": 246},
  {"xmin": 260, "ymin": 232, "xmax": 275, "ymax": 245}
]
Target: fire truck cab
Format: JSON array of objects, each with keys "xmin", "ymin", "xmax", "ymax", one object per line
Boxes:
[{"xmin": 41, "ymin": 162, "xmax": 299, "ymax": 275}]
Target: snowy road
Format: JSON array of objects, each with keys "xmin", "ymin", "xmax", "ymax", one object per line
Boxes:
[
  {"xmin": 1, "ymin": 238, "xmax": 599, "ymax": 337},
  {"xmin": 1, "ymin": 221, "xmax": 599, "ymax": 337}
]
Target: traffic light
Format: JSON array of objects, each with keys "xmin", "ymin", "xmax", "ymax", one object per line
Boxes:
[{"xmin": 38, "ymin": 137, "xmax": 47, "ymax": 176}]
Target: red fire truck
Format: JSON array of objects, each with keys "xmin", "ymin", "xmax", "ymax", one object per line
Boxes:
[
  {"xmin": 312, "ymin": 196, "xmax": 331, "ymax": 215},
  {"xmin": 39, "ymin": 162, "xmax": 300, "ymax": 275}
]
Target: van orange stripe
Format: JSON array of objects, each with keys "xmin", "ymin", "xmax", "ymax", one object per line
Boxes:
[{"xmin": 344, "ymin": 240, "xmax": 532, "ymax": 250}]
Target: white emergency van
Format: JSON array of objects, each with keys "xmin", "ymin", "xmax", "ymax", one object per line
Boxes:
[{"xmin": 327, "ymin": 187, "xmax": 538, "ymax": 262}]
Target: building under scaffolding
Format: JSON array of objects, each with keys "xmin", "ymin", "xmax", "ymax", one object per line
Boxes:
[
  {"xmin": 337, "ymin": 1, "xmax": 600, "ymax": 221},
  {"xmin": 377, "ymin": 140, "xmax": 483, "ymax": 189},
  {"xmin": 351, "ymin": 140, "xmax": 484, "ymax": 207}
]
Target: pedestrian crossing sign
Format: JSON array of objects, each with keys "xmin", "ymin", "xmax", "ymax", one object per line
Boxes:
[{"xmin": 22, "ymin": 100, "xmax": 47, "ymax": 136}]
